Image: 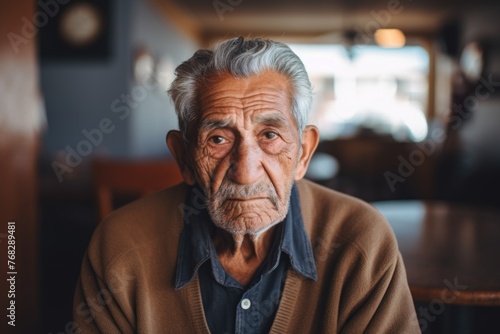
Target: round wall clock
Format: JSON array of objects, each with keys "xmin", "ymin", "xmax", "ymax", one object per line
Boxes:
[{"xmin": 59, "ymin": 3, "xmax": 103, "ymax": 47}]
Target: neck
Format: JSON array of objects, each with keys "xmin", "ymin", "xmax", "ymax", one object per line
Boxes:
[{"xmin": 212, "ymin": 224, "xmax": 280, "ymax": 286}]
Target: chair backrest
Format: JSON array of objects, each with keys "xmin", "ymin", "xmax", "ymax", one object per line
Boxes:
[{"xmin": 92, "ymin": 158, "xmax": 183, "ymax": 220}]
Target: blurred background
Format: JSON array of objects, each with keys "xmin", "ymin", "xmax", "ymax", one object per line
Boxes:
[{"xmin": 1, "ymin": 0, "xmax": 500, "ymax": 333}]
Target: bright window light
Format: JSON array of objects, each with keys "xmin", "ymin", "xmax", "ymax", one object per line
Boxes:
[{"xmin": 289, "ymin": 44, "xmax": 430, "ymax": 142}]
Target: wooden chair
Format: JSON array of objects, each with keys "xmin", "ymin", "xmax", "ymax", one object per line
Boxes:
[{"xmin": 91, "ymin": 158, "xmax": 183, "ymax": 220}]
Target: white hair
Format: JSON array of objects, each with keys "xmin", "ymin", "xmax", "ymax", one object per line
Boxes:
[{"xmin": 168, "ymin": 36, "xmax": 313, "ymax": 142}]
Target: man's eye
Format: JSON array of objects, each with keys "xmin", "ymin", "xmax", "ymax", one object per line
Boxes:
[
  {"xmin": 209, "ymin": 136, "xmax": 226, "ymax": 144},
  {"xmin": 264, "ymin": 131, "xmax": 278, "ymax": 140}
]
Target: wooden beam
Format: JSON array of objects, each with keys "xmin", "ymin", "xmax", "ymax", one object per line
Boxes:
[{"xmin": 0, "ymin": 1, "xmax": 42, "ymax": 333}]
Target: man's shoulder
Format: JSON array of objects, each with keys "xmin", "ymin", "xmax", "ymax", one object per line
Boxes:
[
  {"xmin": 86, "ymin": 183, "xmax": 188, "ymax": 275},
  {"xmin": 296, "ymin": 179, "xmax": 398, "ymax": 261},
  {"xmin": 296, "ymin": 178, "xmax": 376, "ymax": 212},
  {"xmin": 296, "ymin": 178, "xmax": 388, "ymax": 227},
  {"xmin": 98, "ymin": 182, "xmax": 188, "ymax": 236}
]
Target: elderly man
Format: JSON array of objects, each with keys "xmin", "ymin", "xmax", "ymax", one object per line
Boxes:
[{"xmin": 74, "ymin": 37, "xmax": 420, "ymax": 333}]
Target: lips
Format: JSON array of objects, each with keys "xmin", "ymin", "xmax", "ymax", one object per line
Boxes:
[{"xmin": 226, "ymin": 197, "xmax": 268, "ymax": 201}]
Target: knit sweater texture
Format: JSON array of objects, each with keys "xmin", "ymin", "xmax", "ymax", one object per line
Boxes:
[{"xmin": 73, "ymin": 179, "xmax": 420, "ymax": 333}]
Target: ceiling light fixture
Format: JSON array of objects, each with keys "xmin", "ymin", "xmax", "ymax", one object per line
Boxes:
[{"xmin": 374, "ymin": 29, "xmax": 406, "ymax": 48}]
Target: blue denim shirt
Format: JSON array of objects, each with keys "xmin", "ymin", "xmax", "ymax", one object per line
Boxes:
[{"xmin": 175, "ymin": 183, "xmax": 317, "ymax": 334}]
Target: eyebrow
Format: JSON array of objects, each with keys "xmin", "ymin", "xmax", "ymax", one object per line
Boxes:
[
  {"xmin": 254, "ymin": 113, "xmax": 290, "ymax": 128},
  {"xmin": 198, "ymin": 119, "xmax": 232, "ymax": 133}
]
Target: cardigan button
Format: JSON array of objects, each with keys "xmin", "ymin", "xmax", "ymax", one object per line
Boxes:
[{"xmin": 241, "ymin": 298, "xmax": 251, "ymax": 310}]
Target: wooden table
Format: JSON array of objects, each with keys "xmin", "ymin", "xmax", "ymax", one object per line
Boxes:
[{"xmin": 372, "ymin": 200, "xmax": 500, "ymax": 306}]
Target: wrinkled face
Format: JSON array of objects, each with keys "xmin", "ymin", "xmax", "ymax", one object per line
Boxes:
[{"xmin": 191, "ymin": 70, "xmax": 302, "ymax": 236}]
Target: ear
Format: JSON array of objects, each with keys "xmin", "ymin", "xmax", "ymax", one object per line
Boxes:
[
  {"xmin": 166, "ymin": 130, "xmax": 196, "ymax": 185},
  {"xmin": 294, "ymin": 125, "xmax": 320, "ymax": 180}
]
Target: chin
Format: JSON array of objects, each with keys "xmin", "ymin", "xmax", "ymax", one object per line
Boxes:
[
  {"xmin": 200, "ymin": 176, "xmax": 294, "ymax": 236},
  {"xmin": 209, "ymin": 203, "xmax": 288, "ymax": 236}
]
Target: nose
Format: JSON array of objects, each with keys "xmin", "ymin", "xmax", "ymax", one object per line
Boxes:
[{"xmin": 228, "ymin": 137, "xmax": 265, "ymax": 185}]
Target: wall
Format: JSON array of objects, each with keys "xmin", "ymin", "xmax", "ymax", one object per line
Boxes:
[
  {"xmin": 129, "ymin": 0, "xmax": 198, "ymax": 157},
  {"xmin": 40, "ymin": 0, "xmax": 132, "ymax": 161},
  {"xmin": 40, "ymin": 0, "xmax": 197, "ymax": 175}
]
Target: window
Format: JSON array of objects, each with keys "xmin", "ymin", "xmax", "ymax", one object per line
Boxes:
[{"xmin": 289, "ymin": 44, "xmax": 429, "ymax": 141}]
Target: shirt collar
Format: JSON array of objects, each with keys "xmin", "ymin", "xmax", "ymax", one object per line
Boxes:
[
  {"xmin": 281, "ymin": 183, "xmax": 318, "ymax": 280},
  {"xmin": 174, "ymin": 183, "xmax": 317, "ymax": 290}
]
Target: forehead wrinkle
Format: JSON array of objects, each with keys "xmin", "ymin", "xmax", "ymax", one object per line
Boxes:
[
  {"xmin": 202, "ymin": 96, "xmax": 243, "ymax": 111},
  {"xmin": 239, "ymin": 91, "xmax": 290, "ymax": 121},
  {"xmin": 203, "ymin": 90, "xmax": 286, "ymax": 107},
  {"xmin": 240, "ymin": 92, "xmax": 288, "ymax": 107},
  {"xmin": 201, "ymin": 85, "xmax": 244, "ymax": 99},
  {"xmin": 202, "ymin": 92, "xmax": 288, "ymax": 119}
]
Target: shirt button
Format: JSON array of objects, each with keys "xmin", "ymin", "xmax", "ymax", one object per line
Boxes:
[{"xmin": 241, "ymin": 298, "xmax": 251, "ymax": 310}]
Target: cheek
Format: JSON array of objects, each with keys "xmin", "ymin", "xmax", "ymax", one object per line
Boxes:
[
  {"xmin": 192, "ymin": 148, "xmax": 214, "ymax": 179},
  {"xmin": 260, "ymin": 139, "xmax": 285, "ymax": 155},
  {"xmin": 274, "ymin": 142, "xmax": 299, "ymax": 169},
  {"xmin": 263, "ymin": 144, "xmax": 299, "ymax": 195},
  {"xmin": 207, "ymin": 143, "xmax": 233, "ymax": 159},
  {"xmin": 260, "ymin": 130, "xmax": 300, "ymax": 162},
  {"xmin": 193, "ymin": 147, "xmax": 230, "ymax": 192}
]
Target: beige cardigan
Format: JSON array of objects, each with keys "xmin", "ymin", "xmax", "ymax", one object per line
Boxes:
[{"xmin": 73, "ymin": 179, "xmax": 420, "ymax": 333}]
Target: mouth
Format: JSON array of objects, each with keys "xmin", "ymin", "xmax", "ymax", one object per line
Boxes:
[{"xmin": 226, "ymin": 197, "xmax": 268, "ymax": 201}]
